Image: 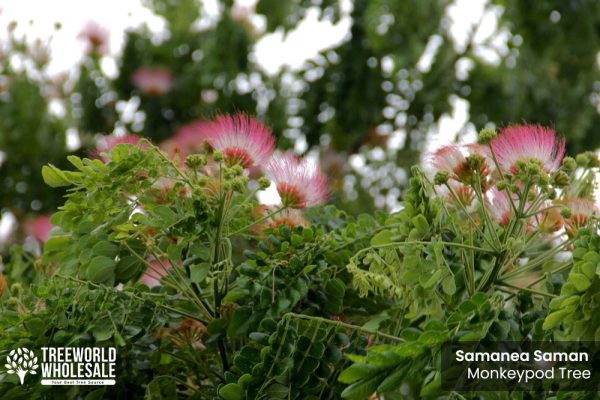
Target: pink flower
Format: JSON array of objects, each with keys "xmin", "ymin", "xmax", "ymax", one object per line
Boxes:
[
  {"xmin": 251, "ymin": 205, "xmax": 309, "ymax": 235},
  {"xmin": 78, "ymin": 21, "xmax": 110, "ymax": 55},
  {"xmin": 430, "ymin": 144, "xmax": 492, "ymax": 187},
  {"xmin": 562, "ymin": 198, "xmax": 598, "ymax": 236},
  {"xmin": 161, "ymin": 120, "xmax": 211, "ymax": 159},
  {"xmin": 25, "ymin": 215, "xmax": 53, "ymax": 243},
  {"xmin": 491, "ymin": 124, "xmax": 566, "ymax": 174},
  {"xmin": 132, "ymin": 67, "xmax": 174, "ymax": 95},
  {"xmin": 487, "ymin": 188, "xmax": 514, "ymax": 227},
  {"xmin": 204, "ymin": 114, "xmax": 276, "ymax": 168},
  {"xmin": 436, "ymin": 180, "xmax": 475, "ymax": 206},
  {"xmin": 141, "ymin": 260, "xmax": 173, "ymax": 288},
  {"xmin": 265, "ymin": 152, "xmax": 329, "ymax": 209},
  {"xmin": 431, "ymin": 145, "xmax": 468, "ymax": 176},
  {"xmin": 93, "ymin": 134, "xmax": 147, "ymax": 162}
]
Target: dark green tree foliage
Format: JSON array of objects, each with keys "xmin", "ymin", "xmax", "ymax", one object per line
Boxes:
[
  {"xmin": 467, "ymin": 0, "xmax": 600, "ymax": 154},
  {"xmin": 0, "ymin": 278, "xmax": 173, "ymax": 399},
  {"xmin": 100, "ymin": 1, "xmax": 256, "ymax": 141},
  {"xmin": 0, "ymin": 62, "xmax": 70, "ymax": 215}
]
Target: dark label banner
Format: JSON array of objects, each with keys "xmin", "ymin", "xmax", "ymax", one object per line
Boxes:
[{"xmin": 441, "ymin": 341, "xmax": 600, "ymax": 391}]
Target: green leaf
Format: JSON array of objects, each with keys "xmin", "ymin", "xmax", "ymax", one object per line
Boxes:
[
  {"xmin": 422, "ymin": 269, "xmax": 445, "ymax": 289},
  {"xmin": 441, "ymin": 275, "xmax": 456, "ymax": 295},
  {"xmin": 42, "ymin": 164, "xmax": 78, "ymax": 187},
  {"xmin": 265, "ymin": 383, "xmax": 289, "ymax": 398},
  {"xmin": 570, "ymin": 273, "xmax": 591, "ymax": 292},
  {"xmin": 87, "ymin": 256, "xmax": 116, "ymax": 283},
  {"xmin": 411, "ymin": 214, "xmax": 430, "ymax": 235},
  {"xmin": 377, "ymin": 365, "xmax": 407, "ymax": 393},
  {"xmin": 543, "ymin": 309, "xmax": 570, "ymax": 330},
  {"xmin": 420, "ymin": 371, "xmax": 441, "ymax": 396},
  {"xmin": 146, "ymin": 377, "xmax": 177, "ymax": 400},
  {"xmin": 362, "ymin": 312, "xmax": 390, "ymax": 332},
  {"xmin": 219, "ymin": 383, "xmax": 243, "ymax": 400},
  {"xmin": 92, "ymin": 241, "xmax": 119, "ymax": 258},
  {"xmin": 153, "ymin": 205, "xmax": 178, "ymax": 226},
  {"xmin": 24, "ymin": 317, "xmax": 46, "ymax": 336},
  {"xmin": 114, "ymin": 332, "xmax": 126, "ymax": 347},
  {"xmin": 338, "ymin": 363, "xmax": 379, "ymax": 384},
  {"xmin": 115, "ymin": 255, "xmax": 144, "ymax": 282},
  {"xmin": 190, "ymin": 262, "xmax": 211, "ymax": 283},
  {"xmin": 44, "ymin": 236, "xmax": 70, "ymax": 254},
  {"xmin": 418, "ymin": 330, "xmax": 447, "ymax": 346},
  {"xmin": 92, "ymin": 324, "xmax": 113, "ymax": 341},
  {"xmin": 370, "ymin": 229, "xmax": 393, "ymax": 246},
  {"xmin": 227, "ymin": 306, "xmax": 253, "ymax": 337},
  {"xmin": 341, "ymin": 374, "xmax": 383, "ymax": 400},
  {"xmin": 223, "ymin": 290, "xmax": 249, "ymax": 302}
]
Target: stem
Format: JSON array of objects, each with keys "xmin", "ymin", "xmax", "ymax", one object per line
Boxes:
[
  {"xmin": 351, "ymin": 240, "xmax": 494, "ymax": 265},
  {"xmin": 500, "ymin": 238, "xmax": 574, "ymax": 280},
  {"xmin": 445, "ymin": 182, "xmax": 498, "ymax": 251},
  {"xmin": 228, "ymin": 206, "xmax": 288, "ymax": 237},
  {"xmin": 473, "ymin": 171, "xmax": 500, "ymax": 247},
  {"xmin": 496, "ymin": 281, "xmax": 556, "ymax": 298},
  {"xmin": 486, "ymin": 142, "xmax": 519, "ymax": 216},
  {"xmin": 284, "ymin": 313, "xmax": 404, "ymax": 343},
  {"xmin": 57, "ymin": 274, "xmax": 210, "ymax": 324},
  {"xmin": 211, "ymin": 163, "xmax": 230, "ymax": 373}
]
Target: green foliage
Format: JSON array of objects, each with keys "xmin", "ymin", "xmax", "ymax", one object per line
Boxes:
[
  {"xmin": 0, "ymin": 277, "xmax": 172, "ymax": 398},
  {"xmin": 221, "ymin": 315, "xmax": 366, "ymax": 400},
  {"xmin": 544, "ymin": 225, "xmax": 600, "ymax": 340}
]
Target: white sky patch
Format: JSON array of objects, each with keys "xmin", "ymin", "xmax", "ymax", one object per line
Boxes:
[
  {"xmin": 0, "ymin": 211, "xmax": 16, "ymax": 244},
  {"xmin": 253, "ymin": 7, "xmax": 352, "ymax": 75},
  {"xmin": 257, "ymin": 182, "xmax": 281, "ymax": 206},
  {"xmin": 0, "ymin": 0, "xmax": 164, "ymax": 75}
]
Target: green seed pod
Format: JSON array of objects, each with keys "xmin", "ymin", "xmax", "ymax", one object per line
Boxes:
[
  {"xmin": 213, "ymin": 150, "xmax": 224, "ymax": 162},
  {"xmin": 576, "ymin": 153, "xmax": 590, "ymax": 167},
  {"xmin": 562, "ymin": 156, "xmax": 577, "ymax": 172},
  {"xmin": 560, "ymin": 206, "xmax": 572, "ymax": 219},
  {"xmin": 552, "ymin": 170, "xmax": 569, "ymax": 187},
  {"xmin": 477, "ymin": 127, "xmax": 497, "ymax": 144},
  {"xmin": 434, "ymin": 171, "xmax": 450, "ymax": 185},
  {"xmin": 258, "ymin": 176, "xmax": 271, "ymax": 190}
]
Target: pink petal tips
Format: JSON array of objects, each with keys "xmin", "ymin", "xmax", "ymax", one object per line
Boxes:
[
  {"xmin": 204, "ymin": 113, "xmax": 276, "ymax": 169},
  {"xmin": 93, "ymin": 134, "xmax": 147, "ymax": 162},
  {"xmin": 265, "ymin": 152, "xmax": 329, "ymax": 209},
  {"xmin": 491, "ymin": 124, "xmax": 566, "ymax": 174},
  {"xmin": 132, "ymin": 67, "xmax": 174, "ymax": 95}
]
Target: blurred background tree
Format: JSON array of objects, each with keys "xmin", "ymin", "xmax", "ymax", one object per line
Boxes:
[{"xmin": 2, "ymin": 0, "xmax": 600, "ymax": 246}]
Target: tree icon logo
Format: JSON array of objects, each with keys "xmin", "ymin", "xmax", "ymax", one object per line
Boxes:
[{"xmin": 5, "ymin": 348, "xmax": 39, "ymax": 384}]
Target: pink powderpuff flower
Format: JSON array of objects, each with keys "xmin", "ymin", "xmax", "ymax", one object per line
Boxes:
[
  {"xmin": 160, "ymin": 120, "xmax": 211, "ymax": 159},
  {"xmin": 431, "ymin": 145, "xmax": 468, "ymax": 176},
  {"xmin": 78, "ymin": 21, "xmax": 110, "ymax": 56},
  {"xmin": 487, "ymin": 188, "xmax": 515, "ymax": 227},
  {"xmin": 430, "ymin": 144, "xmax": 492, "ymax": 187},
  {"xmin": 265, "ymin": 152, "xmax": 329, "ymax": 209},
  {"xmin": 536, "ymin": 203, "xmax": 564, "ymax": 234},
  {"xmin": 491, "ymin": 124, "xmax": 566, "ymax": 174},
  {"xmin": 436, "ymin": 180, "xmax": 475, "ymax": 206},
  {"xmin": 141, "ymin": 260, "xmax": 173, "ymax": 288},
  {"xmin": 92, "ymin": 134, "xmax": 147, "ymax": 162},
  {"xmin": 251, "ymin": 205, "xmax": 309, "ymax": 235},
  {"xmin": 24, "ymin": 215, "xmax": 53, "ymax": 243},
  {"xmin": 562, "ymin": 198, "xmax": 598, "ymax": 236},
  {"xmin": 132, "ymin": 67, "xmax": 174, "ymax": 95},
  {"xmin": 204, "ymin": 114, "xmax": 276, "ymax": 169}
]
